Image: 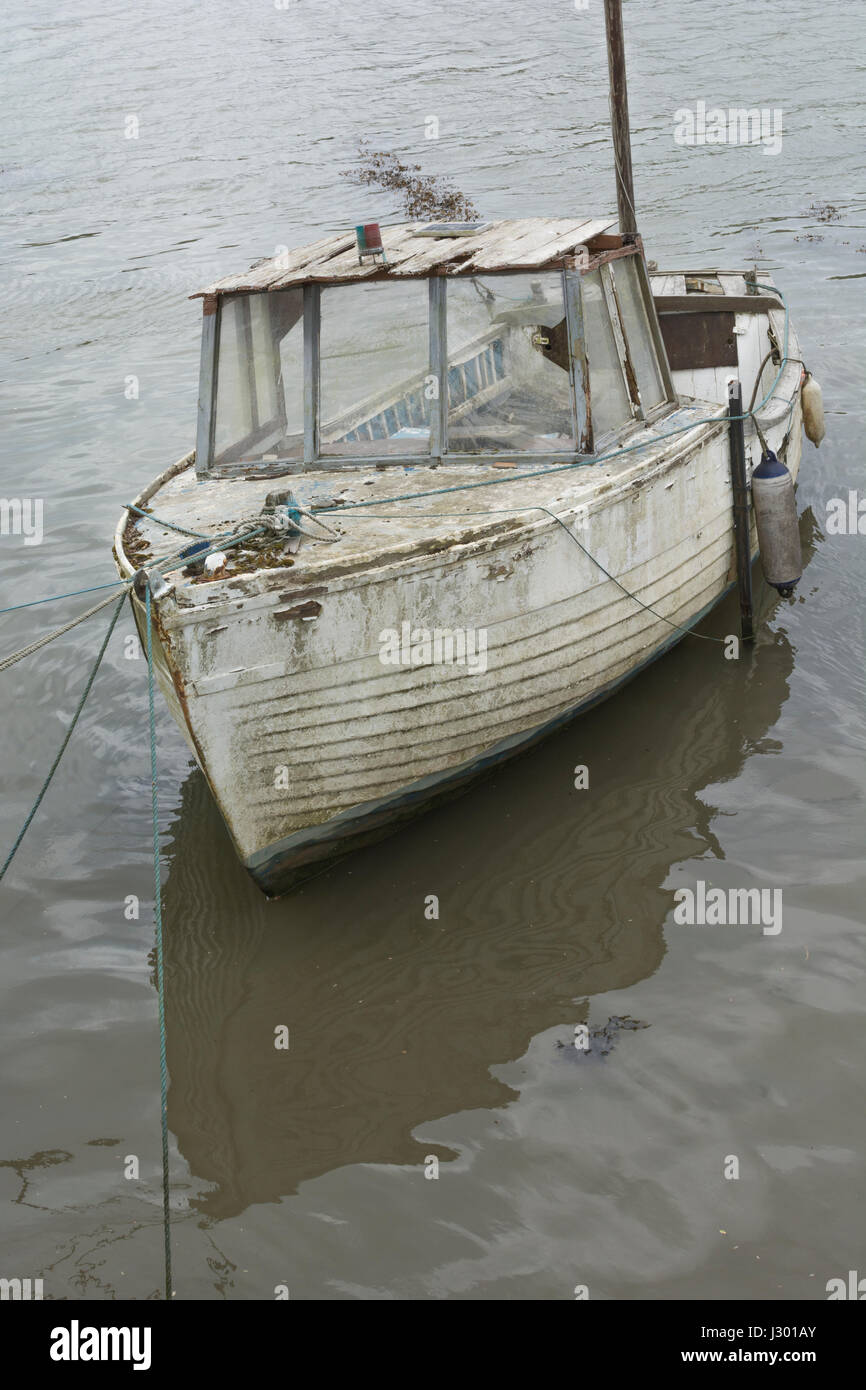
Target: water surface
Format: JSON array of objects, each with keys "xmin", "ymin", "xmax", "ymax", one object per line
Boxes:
[{"xmin": 1, "ymin": 0, "xmax": 864, "ymax": 1299}]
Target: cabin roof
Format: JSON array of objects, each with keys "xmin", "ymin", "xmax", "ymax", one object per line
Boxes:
[{"xmin": 191, "ymin": 217, "xmax": 617, "ymax": 299}]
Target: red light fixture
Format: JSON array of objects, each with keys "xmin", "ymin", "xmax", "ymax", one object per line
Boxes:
[{"xmin": 356, "ymin": 222, "xmax": 386, "ymax": 263}]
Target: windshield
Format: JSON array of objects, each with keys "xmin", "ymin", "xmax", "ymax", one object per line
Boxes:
[
  {"xmin": 446, "ymin": 273, "xmax": 573, "ymax": 454},
  {"xmin": 212, "ymin": 289, "xmax": 304, "ymax": 467},
  {"xmin": 203, "ymin": 254, "xmax": 667, "ymax": 471}
]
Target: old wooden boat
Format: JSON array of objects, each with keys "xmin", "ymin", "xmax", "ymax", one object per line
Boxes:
[{"xmin": 113, "ymin": 217, "xmax": 811, "ymax": 896}]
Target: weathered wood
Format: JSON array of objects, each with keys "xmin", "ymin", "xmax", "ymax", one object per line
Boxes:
[
  {"xmin": 718, "ymin": 273, "xmax": 749, "ymax": 297},
  {"xmin": 459, "ymin": 219, "xmax": 580, "ymax": 271},
  {"xmin": 582, "ymin": 242, "xmax": 641, "ymax": 273},
  {"xmin": 387, "ymin": 220, "xmax": 525, "ymax": 278},
  {"xmin": 464, "ymin": 219, "xmax": 610, "ymax": 272},
  {"xmin": 684, "ymin": 275, "xmax": 725, "ymax": 296},
  {"xmin": 601, "ymin": 262, "xmax": 641, "ymax": 417},
  {"xmin": 194, "ymin": 219, "xmax": 618, "ymax": 296},
  {"xmin": 585, "ymin": 233, "xmax": 623, "ymax": 252},
  {"xmin": 274, "ymin": 224, "xmax": 422, "ymax": 288},
  {"xmin": 603, "ymin": 0, "xmax": 637, "ymax": 238},
  {"xmin": 193, "ymin": 233, "xmax": 356, "ymax": 298},
  {"xmin": 649, "ymin": 274, "xmax": 687, "ymax": 297},
  {"xmin": 472, "ymin": 219, "xmax": 616, "ymax": 271},
  {"xmin": 659, "ymin": 311, "xmax": 738, "ymax": 371},
  {"xmin": 653, "ymin": 294, "xmax": 780, "ymax": 314},
  {"xmin": 304, "ymin": 221, "xmax": 516, "ymax": 283},
  {"xmin": 651, "ymin": 268, "xmax": 774, "ymax": 278}
]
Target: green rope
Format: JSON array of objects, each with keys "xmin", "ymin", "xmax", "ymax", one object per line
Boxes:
[
  {"xmin": 0, "ymin": 590, "xmax": 127, "ymax": 675},
  {"xmin": 0, "ymin": 593, "xmax": 126, "ymax": 881},
  {"xmin": 152, "ymin": 525, "xmax": 267, "ymax": 575},
  {"xmin": 0, "ymin": 580, "xmax": 128, "ymax": 615},
  {"xmin": 1, "ymin": 567, "xmax": 174, "ymax": 1295},
  {"xmin": 144, "ymin": 586, "xmax": 173, "ymax": 1301},
  {"xmin": 535, "ymin": 505, "xmax": 728, "ymax": 643},
  {"xmin": 0, "ymin": 528, "xmax": 269, "ymax": 666}
]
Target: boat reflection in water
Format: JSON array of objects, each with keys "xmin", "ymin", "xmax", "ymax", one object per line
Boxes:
[{"xmin": 158, "ymin": 540, "xmax": 810, "ymax": 1220}]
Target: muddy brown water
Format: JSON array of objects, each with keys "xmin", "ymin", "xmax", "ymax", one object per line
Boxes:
[{"xmin": 1, "ymin": 0, "xmax": 864, "ymax": 1299}]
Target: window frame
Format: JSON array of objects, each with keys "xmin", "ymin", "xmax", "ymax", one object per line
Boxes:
[
  {"xmin": 195, "ymin": 246, "xmax": 675, "ymax": 478},
  {"xmin": 606, "ymin": 252, "xmax": 673, "ymax": 423}
]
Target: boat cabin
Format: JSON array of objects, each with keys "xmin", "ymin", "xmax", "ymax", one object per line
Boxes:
[{"xmin": 191, "ymin": 218, "xmax": 675, "ymax": 478}]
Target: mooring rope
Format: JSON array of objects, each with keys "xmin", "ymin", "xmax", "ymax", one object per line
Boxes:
[
  {"xmin": 1, "ymin": 574, "xmax": 174, "ymax": 1297},
  {"xmin": 0, "ymin": 593, "xmax": 126, "ymax": 881},
  {"xmin": 144, "ymin": 585, "xmax": 173, "ymax": 1302},
  {"xmin": 0, "ymin": 590, "xmax": 126, "ymax": 674},
  {"xmin": 151, "ymin": 524, "xmax": 268, "ymax": 575},
  {"xmin": 0, "ymin": 526, "xmax": 271, "ymax": 676},
  {"xmin": 0, "ymin": 579, "xmax": 129, "ymax": 615}
]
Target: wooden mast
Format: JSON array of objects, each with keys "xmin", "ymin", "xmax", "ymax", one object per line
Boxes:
[{"xmin": 603, "ymin": 0, "xmax": 637, "ymax": 240}]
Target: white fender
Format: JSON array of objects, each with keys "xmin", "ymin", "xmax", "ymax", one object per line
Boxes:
[
  {"xmin": 802, "ymin": 373, "xmax": 825, "ymax": 447},
  {"xmin": 751, "ymin": 451, "xmax": 802, "ymax": 595}
]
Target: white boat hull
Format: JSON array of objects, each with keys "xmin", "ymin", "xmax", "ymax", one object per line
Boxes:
[{"xmin": 119, "ymin": 371, "xmax": 804, "ymax": 895}]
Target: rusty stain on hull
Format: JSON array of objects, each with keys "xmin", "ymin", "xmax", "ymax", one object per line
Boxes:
[{"xmin": 273, "ymin": 600, "xmax": 323, "ymax": 622}]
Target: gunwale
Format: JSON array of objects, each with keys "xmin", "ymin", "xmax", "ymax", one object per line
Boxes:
[{"xmin": 114, "ymin": 401, "xmax": 726, "ymax": 607}]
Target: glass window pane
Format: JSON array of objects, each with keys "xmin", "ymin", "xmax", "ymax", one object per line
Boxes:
[
  {"xmin": 274, "ymin": 293, "xmax": 304, "ymax": 445},
  {"xmin": 213, "ymin": 297, "xmax": 247, "ymax": 462},
  {"xmin": 251, "ymin": 295, "xmax": 278, "ymax": 424},
  {"xmin": 212, "ymin": 290, "xmax": 303, "ymax": 467},
  {"xmin": 320, "ymin": 281, "xmax": 430, "ymax": 456},
  {"xmin": 446, "ymin": 273, "xmax": 573, "ymax": 453},
  {"xmin": 581, "ymin": 268, "xmax": 631, "ymax": 440},
  {"xmin": 612, "ymin": 257, "xmax": 666, "ymax": 411}
]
